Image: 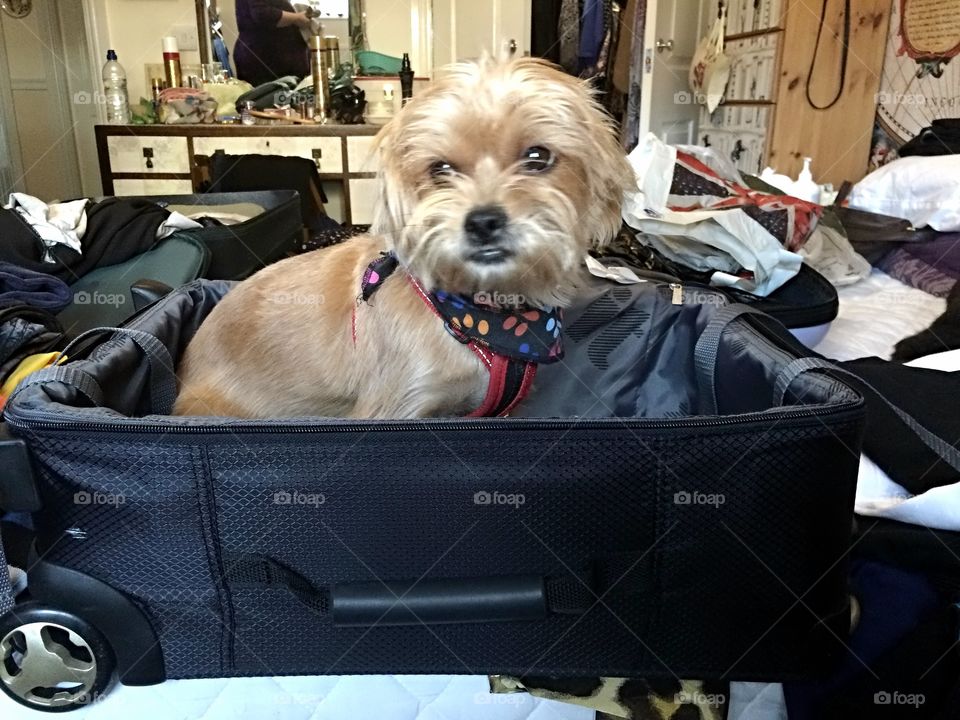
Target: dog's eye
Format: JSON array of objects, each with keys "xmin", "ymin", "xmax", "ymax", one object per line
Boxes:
[
  {"xmin": 519, "ymin": 146, "xmax": 555, "ymax": 174},
  {"xmin": 429, "ymin": 160, "xmax": 456, "ymax": 179}
]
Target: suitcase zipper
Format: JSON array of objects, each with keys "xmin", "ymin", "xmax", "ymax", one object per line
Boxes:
[{"xmin": 4, "ymin": 402, "xmax": 861, "ymax": 435}]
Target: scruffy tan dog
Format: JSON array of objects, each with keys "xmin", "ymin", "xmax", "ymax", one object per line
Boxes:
[{"xmin": 173, "ymin": 57, "xmax": 633, "ymax": 418}]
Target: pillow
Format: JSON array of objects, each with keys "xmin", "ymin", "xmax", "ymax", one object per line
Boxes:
[{"xmin": 847, "ymin": 155, "xmax": 960, "ymax": 231}]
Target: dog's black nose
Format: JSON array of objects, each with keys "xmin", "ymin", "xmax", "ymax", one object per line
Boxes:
[{"xmin": 464, "ymin": 205, "xmax": 509, "ymax": 245}]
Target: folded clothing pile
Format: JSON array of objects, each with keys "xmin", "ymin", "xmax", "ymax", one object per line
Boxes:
[{"xmin": 0, "ymin": 196, "xmax": 198, "ymax": 280}]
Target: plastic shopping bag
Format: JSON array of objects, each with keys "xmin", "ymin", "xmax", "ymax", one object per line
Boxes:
[{"xmin": 689, "ymin": 8, "xmax": 731, "ymax": 113}]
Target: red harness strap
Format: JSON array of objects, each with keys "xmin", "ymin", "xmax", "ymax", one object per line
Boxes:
[{"xmin": 404, "ymin": 277, "xmax": 537, "ymax": 417}]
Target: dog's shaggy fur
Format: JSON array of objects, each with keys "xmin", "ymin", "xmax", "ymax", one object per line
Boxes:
[{"xmin": 173, "ymin": 57, "xmax": 633, "ymax": 418}]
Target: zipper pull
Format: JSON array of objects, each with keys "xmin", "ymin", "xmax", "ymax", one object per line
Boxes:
[{"xmin": 670, "ymin": 283, "xmax": 683, "ymax": 305}]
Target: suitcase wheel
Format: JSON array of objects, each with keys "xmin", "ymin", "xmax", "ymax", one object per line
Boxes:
[{"xmin": 0, "ymin": 602, "xmax": 115, "ymax": 712}]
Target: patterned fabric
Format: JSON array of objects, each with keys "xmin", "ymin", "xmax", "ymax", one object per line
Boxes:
[
  {"xmin": 432, "ymin": 291, "xmax": 563, "ymax": 363},
  {"xmin": 360, "ymin": 252, "xmax": 400, "ymax": 302},
  {"xmin": 876, "ymin": 231, "xmax": 960, "ymax": 298},
  {"xmin": 490, "ymin": 676, "xmax": 729, "ymax": 720},
  {"xmin": 559, "ymin": 0, "xmax": 581, "ymax": 74},
  {"xmin": 622, "ymin": 0, "xmax": 647, "ymax": 150},
  {"xmin": 359, "ymin": 253, "xmax": 564, "ymax": 363},
  {"xmin": 668, "ymin": 152, "xmax": 822, "ymax": 252}
]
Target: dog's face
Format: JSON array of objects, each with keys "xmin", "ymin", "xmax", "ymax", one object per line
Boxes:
[{"xmin": 373, "ymin": 58, "xmax": 634, "ymax": 308}]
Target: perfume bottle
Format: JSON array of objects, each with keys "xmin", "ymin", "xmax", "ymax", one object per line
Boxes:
[{"xmin": 399, "ymin": 53, "xmax": 414, "ymax": 106}]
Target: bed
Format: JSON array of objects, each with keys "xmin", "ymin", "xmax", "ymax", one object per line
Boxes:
[{"xmin": 0, "ymin": 271, "xmax": 947, "ymax": 720}]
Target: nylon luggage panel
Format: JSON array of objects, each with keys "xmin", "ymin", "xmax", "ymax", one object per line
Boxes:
[{"xmin": 5, "ymin": 280, "xmax": 864, "ymax": 682}]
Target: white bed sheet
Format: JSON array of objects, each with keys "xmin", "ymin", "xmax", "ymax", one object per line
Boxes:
[
  {"xmin": 2, "ymin": 269, "xmax": 947, "ymax": 720},
  {"xmin": 0, "ymin": 675, "xmax": 592, "ymax": 720},
  {"xmin": 813, "ymin": 269, "xmax": 947, "ymax": 361}
]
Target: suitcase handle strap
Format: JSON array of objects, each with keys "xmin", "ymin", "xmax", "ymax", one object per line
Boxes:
[
  {"xmin": 221, "ymin": 553, "xmax": 607, "ymax": 627},
  {"xmin": 774, "ymin": 357, "xmax": 960, "ymax": 472},
  {"xmin": 29, "ymin": 327, "xmax": 178, "ymax": 415},
  {"xmin": 694, "ymin": 304, "xmax": 773, "ymax": 415},
  {"xmin": 11, "ymin": 364, "xmax": 105, "ymax": 408}
]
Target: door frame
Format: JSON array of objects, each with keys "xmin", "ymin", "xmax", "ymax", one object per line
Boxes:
[
  {"xmin": 0, "ymin": 15, "xmax": 26, "ymax": 194},
  {"xmin": 411, "ymin": 0, "xmax": 433, "ymax": 77},
  {"xmin": 637, "ymin": 0, "xmax": 659, "ymax": 139},
  {"xmin": 637, "ymin": 0, "xmax": 711, "ymax": 141},
  {"xmin": 82, "ymin": 0, "xmax": 109, "ymax": 125}
]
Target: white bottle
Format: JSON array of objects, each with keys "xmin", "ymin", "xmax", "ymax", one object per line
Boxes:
[
  {"xmin": 793, "ymin": 157, "xmax": 821, "ymax": 204},
  {"xmin": 102, "ymin": 49, "xmax": 131, "ymax": 125}
]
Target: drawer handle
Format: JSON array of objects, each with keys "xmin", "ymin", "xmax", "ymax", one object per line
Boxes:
[
  {"xmin": 142, "ymin": 147, "xmax": 154, "ymax": 170},
  {"xmin": 312, "ymin": 148, "xmax": 322, "ymax": 169},
  {"xmin": 731, "ymin": 139, "xmax": 745, "ymax": 162}
]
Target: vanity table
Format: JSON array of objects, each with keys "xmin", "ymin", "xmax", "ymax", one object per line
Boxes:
[{"xmin": 95, "ymin": 123, "xmax": 382, "ymax": 225}]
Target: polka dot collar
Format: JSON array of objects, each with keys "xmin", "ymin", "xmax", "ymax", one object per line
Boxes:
[{"xmin": 360, "ymin": 252, "xmax": 564, "ymax": 364}]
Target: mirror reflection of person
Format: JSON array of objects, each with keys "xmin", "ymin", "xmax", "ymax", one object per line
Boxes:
[{"xmin": 234, "ymin": 0, "xmax": 311, "ymax": 87}]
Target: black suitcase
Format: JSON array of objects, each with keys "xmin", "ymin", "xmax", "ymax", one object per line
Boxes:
[
  {"xmin": 0, "ymin": 277, "xmax": 865, "ymax": 711},
  {"xmin": 147, "ymin": 190, "xmax": 302, "ymax": 280}
]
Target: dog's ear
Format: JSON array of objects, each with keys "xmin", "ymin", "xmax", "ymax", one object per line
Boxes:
[
  {"xmin": 370, "ymin": 120, "xmax": 413, "ymax": 247},
  {"xmin": 578, "ymin": 90, "xmax": 635, "ymax": 250}
]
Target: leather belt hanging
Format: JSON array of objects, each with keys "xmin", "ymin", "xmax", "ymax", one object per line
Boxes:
[{"xmin": 805, "ymin": 0, "xmax": 851, "ymax": 110}]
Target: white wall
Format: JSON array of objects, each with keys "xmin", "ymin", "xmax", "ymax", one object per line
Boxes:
[
  {"xmin": 100, "ymin": 0, "xmax": 201, "ymax": 102},
  {"xmin": 364, "ymin": 0, "xmax": 412, "ymax": 60}
]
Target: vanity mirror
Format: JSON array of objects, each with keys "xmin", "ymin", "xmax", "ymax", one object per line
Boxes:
[{"xmin": 201, "ymin": 0, "xmax": 434, "ymax": 81}]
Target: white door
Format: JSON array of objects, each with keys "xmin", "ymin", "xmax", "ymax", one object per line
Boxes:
[
  {"xmin": 0, "ymin": 16, "xmax": 24, "ymax": 195},
  {"xmin": 0, "ymin": 1, "xmax": 85, "ymax": 199},
  {"xmin": 432, "ymin": 0, "xmax": 532, "ymax": 67},
  {"xmin": 638, "ymin": 0, "xmax": 711, "ymax": 144}
]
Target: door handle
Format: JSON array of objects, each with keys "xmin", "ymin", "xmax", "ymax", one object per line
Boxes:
[
  {"xmin": 508, "ymin": 38, "xmax": 518, "ymax": 56},
  {"xmin": 655, "ymin": 38, "xmax": 674, "ymax": 53}
]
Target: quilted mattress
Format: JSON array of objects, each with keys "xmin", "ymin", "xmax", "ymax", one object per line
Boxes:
[{"xmin": 0, "ymin": 675, "xmax": 592, "ymax": 719}]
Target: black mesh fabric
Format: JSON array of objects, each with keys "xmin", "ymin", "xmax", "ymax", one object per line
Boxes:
[{"xmin": 19, "ymin": 414, "xmax": 861, "ymax": 681}]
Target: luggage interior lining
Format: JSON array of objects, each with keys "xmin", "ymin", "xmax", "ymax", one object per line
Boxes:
[{"xmin": 9, "ymin": 278, "xmax": 860, "ymax": 424}]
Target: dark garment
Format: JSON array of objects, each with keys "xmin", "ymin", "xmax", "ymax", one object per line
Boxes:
[
  {"xmin": 532, "ymin": 0, "xmax": 562, "ymax": 63},
  {"xmin": 876, "ymin": 231, "xmax": 960, "ymax": 298},
  {"xmin": 579, "ymin": 0, "xmax": 606, "ymax": 71},
  {"xmin": 899, "ymin": 118, "xmax": 960, "ymax": 157},
  {"xmin": 558, "ymin": 0, "xmax": 581, "ymax": 73},
  {"xmin": 0, "ymin": 262, "xmax": 72, "ymax": 312},
  {"xmin": 0, "ymin": 304, "xmax": 64, "ymax": 380},
  {"xmin": 784, "ymin": 560, "xmax": 960, "ymax": 720},
  {"xmin": 893, "ymin": 281, "xmax": 960, "ymax": 361},
  {"xmin": 856, "ymin": 516, "xmax": 960, "ymax": 587},
  {"xmin": 839, "ymin": 356, "xmax": 960, "ymax": 494},
  {"xmin": 0, "ymin": 198, "xmax": 170, "ymax": 283},
  {"xmin": 234, "ymin": 0, "xmax": 308, "ymax": 87}
]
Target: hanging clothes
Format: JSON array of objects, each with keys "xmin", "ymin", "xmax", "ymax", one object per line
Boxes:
[
  {"xmin": 579, "ymin": 0, "xmax": 606, "ymax": 71},
  {"xmin": 622, "ymin": 0, "xmax": 647, "ymax": 150},
  {"xmin": 558, "ymin": 0, "xmax": 581, "ymax": 74}
]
